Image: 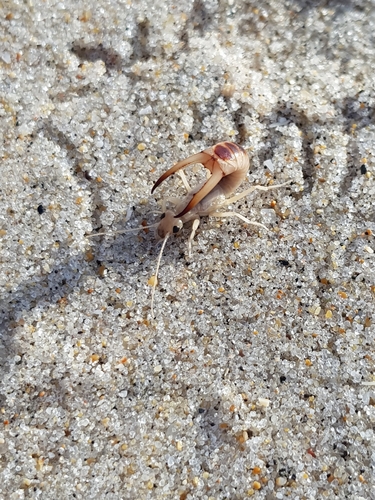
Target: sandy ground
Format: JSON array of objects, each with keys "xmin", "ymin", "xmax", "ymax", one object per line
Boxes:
[{"xmin": 0, "ymin": 0, "xmax": 375, "ymax": 498}]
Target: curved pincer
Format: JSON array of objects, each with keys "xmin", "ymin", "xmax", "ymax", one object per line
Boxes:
[
  {"xmin": 151, "ymin": 152, "xmax": 212, "ymax": 194},
  {"xmin": 151, "ymin": 142, "xmax": 249, "ymax": 219}
]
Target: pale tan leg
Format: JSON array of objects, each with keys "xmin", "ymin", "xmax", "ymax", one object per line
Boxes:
[
  {"xmin": 210, "ymin": 211, "xmax": 269, "ymax": 232},
  {"xmin": 223, "ymin": 181, "xmax": 290, "ymax": 206},
  {"xmin": 187, "ymin": 218, "xmax": 200, "ymax": 257},
  {"xmin": 178, "ymin": 170, "xmax": 191, "ymax": 192}
]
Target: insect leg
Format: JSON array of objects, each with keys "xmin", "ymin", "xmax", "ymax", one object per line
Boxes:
[
  {"xmin": 178, "ymin": 170, "xmax": 192, "ymax": 192},
  {"xmin": 223, "ymin": 181, "xmax": 291, "ymax": 206},
  {"xmin": 210, "ymin": 211, "xmax": 269, "ymax": 232}
]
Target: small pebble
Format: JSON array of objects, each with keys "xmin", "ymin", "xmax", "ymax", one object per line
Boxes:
[
  {"xmin": 276, "ymin": 477, "xmax": 287, "ymax": 486},
  {"xmin": 258, "ymin": 398, "xmax": 270, "ymax": 408}
]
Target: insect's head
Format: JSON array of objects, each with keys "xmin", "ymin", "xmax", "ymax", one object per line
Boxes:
[{"xmin": 156, "ymin": 210, "xmax": 183, "ymax": 240}]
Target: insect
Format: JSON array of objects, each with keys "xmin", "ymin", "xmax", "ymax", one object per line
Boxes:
[{"xmin": 89, "ymin": 142, "xmax": 290, "ymax": 318}]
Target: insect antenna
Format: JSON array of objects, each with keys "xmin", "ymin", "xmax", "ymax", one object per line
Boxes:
[
  {"xmin": 86, "ymin": 223, "xmax": 158, "ymax": 238},
  {"xmin": 150, "ymin": 234, "xmax": 169, "ymax": 319}
]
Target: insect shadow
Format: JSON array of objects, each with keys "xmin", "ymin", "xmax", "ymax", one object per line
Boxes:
[{"xmin": 71, "ymin": 42, "xmax": 124, "ymax": 73}]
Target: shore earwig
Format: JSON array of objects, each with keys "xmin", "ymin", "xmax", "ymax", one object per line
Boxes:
[{"xmin": 88, "ymin": 141, "xmax": 291, "ymax": 318}]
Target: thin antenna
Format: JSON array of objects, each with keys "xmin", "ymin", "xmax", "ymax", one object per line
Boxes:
[
  {"xmin": 151, "ymin": 235, "xmax": 169, "ymax": 318},
  {"xmin": 86, "ymin": 223, "xmax": 158, "ymax": 238}
]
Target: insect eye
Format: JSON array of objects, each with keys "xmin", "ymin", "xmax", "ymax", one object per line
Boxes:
[
  {"xmin": 172, "ymin": 225, "xmax": 180, "ymax": 234},
  {"xmin": 160, "ymin": 213, "xmax": 165, "ymax": 219}
]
